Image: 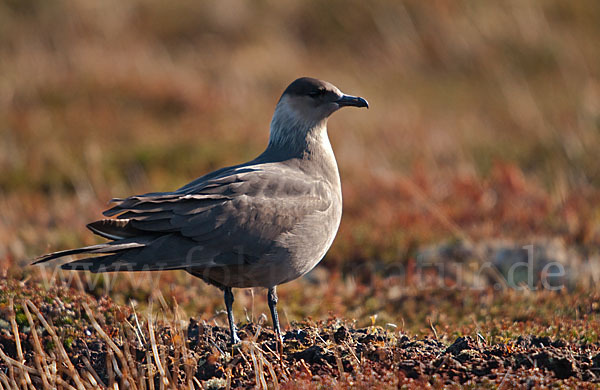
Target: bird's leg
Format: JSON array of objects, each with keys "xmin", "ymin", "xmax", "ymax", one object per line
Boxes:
[
  {"xmin": 224, "ymin": 287, "xmax": 241, "ymax": 344},
  {"xmin": 267, "ymin": 286, "xmax": 283, "ymax": 346}
]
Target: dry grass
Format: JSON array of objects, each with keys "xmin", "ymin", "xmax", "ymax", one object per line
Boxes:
[
  {"xmin": 1, "ymin": 0, "xmax": 600, "ymax": 387},
  {"xmin": 1, "ymin": 278, "xmax": 599, "ymax": 389}
]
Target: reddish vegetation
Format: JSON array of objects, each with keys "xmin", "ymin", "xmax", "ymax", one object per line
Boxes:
[
  {"xmin": 1, "ymin": 1, "xmax": 600, "ymax": 388},
  {"xmin": 337, "ymin": 162, "xmax": 600, "ymax": 265}
]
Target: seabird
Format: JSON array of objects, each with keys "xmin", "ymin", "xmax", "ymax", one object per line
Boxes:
[{"xmin": 33, "ymin": 77, "xmax": 369, "ymax": 344}]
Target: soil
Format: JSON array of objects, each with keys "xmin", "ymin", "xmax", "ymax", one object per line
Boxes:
[{"xmin": 2, "ymin": 314, "xmax": 600, "ymax": 388}]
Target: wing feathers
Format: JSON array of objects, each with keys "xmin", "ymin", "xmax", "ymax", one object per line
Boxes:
[
  {"xmin": 36, "ymin": 165, "xmax": 334, "ymax": 274},
  {"xmin": 87, "ymin": 219, "xmax": 144, "ymax": 240}
]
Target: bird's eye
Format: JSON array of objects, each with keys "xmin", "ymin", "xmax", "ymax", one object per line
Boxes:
[{"xmin": 308, "ymin": 89, "xmax": 326, "ymax": 98}]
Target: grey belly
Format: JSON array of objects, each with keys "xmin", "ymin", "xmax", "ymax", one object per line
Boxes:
[{"xmin": 193, "ymin": 207, "xmax": 341, "ymax": 289}]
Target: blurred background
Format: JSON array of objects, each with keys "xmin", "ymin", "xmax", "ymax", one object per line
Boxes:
[{"xmin": 1, "ymin": 0, "xmax": 600, "ymax": 330}]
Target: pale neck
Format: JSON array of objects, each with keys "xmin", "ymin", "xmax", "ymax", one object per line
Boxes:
[
  {"xmin": 265, "ymin": 102, "xmax": 330, "ymax": 160},
  {"xmin": 258, "ymin": 105, "xmax": 339, "ymax": 189}
]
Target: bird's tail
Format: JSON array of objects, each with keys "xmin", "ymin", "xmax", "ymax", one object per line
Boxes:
[{"xmin": 32, "ymin": 239, "xmax": 146, "ymax": 265}]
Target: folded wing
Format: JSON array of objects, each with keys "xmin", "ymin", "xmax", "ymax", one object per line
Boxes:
[{"xmin": 34, "ymin": 164, "xmax": 332, "ymax": 273}]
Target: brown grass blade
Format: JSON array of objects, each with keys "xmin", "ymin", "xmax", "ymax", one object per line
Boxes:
[
  {"xmin": 8, "ymin": 298, "xmax": 32, "ymax": 389},
  {"xmin": 25, "ymin": 300, "xmax": 87, "ymax": 390},
  {"xmin": 21, "ymin": 302, "xmax": 51, "ymax": 390}
]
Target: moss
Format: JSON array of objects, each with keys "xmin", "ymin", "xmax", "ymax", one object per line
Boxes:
[
  {"xmin": 15, "ymin": 312, "xmax": 28, "ymax": 328},
  {"xmin": 63, "ymin": 337, "xmax": 74, "ymax": 350},
  {"xmin": 56, "ymin": 316, "xmax": 74, "ymax": 326},
  {"xmin": 44, "ymin": 340, "xmax": 55, "ymax": 351}
]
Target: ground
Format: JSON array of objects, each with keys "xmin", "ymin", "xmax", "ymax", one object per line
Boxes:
[
  {"xmin": 1, "ymin": 0, "xmax": 600, "ymax": 388},
  {"xmin": 1, "ymin": 278, "xmax": 600, "ymax": 388}
]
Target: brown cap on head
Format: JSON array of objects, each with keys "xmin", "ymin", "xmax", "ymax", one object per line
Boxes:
[
  {"xmin": 282, "ymin": 77, "xmax": 336, "ymax": 97},
  {"xmin": 280, "ymin": 77, "xmax": 369, "ymax": 109}
]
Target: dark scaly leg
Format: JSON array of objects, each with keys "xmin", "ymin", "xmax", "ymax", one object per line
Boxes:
[
  {"xmin": 224, "ymin": 287, "xmax": 241, "ymax": 344},
  {"xmin": 268, "ymin": 286, "xmax": 283, "ymax": 345}
]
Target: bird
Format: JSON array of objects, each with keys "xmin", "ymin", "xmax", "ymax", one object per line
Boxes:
[{"xmin": 33, "ymin": 77, "xmax": 369, "ymax": 344}]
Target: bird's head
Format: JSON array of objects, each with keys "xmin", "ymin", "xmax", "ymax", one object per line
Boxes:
[
  {"xmin": 278, "ymin": 77, "xmax": 368, "ymax": 124},
  {"xmin": 268, "ymin": 77, "xmax": 368, "ymax": 153}
]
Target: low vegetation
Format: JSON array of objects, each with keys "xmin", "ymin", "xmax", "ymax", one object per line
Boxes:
[{"xmin": 1, "ymin": 0, "xmax": 600, "ymax": 388}]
